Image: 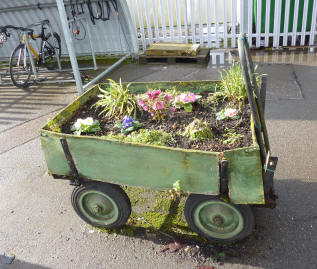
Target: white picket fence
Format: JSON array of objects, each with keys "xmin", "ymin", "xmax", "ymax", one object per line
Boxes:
[{"xmin": 128, "ymin": 0, "xmax": 317, "ymax": 51}]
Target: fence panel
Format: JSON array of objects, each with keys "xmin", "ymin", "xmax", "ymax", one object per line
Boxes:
[{"xmin": 128, "ymin": 0, "xmax": 317, "ymax": 51}]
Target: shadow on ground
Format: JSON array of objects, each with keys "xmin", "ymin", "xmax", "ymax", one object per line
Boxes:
[{"xmin": 7, "ymin": 259, "xmax": 52, "ymax": 269}]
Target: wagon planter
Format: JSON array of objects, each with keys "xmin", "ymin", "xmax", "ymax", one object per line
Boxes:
[{"xmin": 39, "ymin": 36, "xmax": 278, "ymax": 243}]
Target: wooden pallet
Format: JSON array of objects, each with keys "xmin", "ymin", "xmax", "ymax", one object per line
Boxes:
[{"xmin": 139, "ymin": 48, "xmax": 210, "ymax": 64}]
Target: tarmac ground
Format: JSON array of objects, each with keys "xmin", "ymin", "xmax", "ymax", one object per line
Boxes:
[{"xmin": 0, "ymin": 52, "xmax": 317, "ymax": 269}]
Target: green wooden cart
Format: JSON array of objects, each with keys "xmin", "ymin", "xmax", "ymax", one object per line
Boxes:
[{"xmin": 39, "ymin": 36, "xmax": 278, "ymax": 243}]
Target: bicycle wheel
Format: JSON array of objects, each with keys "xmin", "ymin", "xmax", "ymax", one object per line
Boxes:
[
  {"xmin": 9, "ymin": 44, "xmax": 32, "ymax": 88},
  {"xmin": 41, "ymin": 32, "xmax": 61, "ymax": 70}
]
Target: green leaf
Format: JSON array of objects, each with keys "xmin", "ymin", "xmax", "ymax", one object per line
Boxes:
[
  {"xmin": 216, "ymin": 111, "xmax": 226, "ymax": 121},
  {"xmin": 116, "ymin": 121, "xmax": 123, "ymax": 128},
  {"xmin": 218, "ymin": 252, "xmax": 226, "ymax": 260},
  {"xmin": 184, "ymin": 103, "xmax": 192, "ymax": 112}
]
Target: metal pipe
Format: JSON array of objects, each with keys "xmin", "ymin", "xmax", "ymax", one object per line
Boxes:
[
  {"xmin": 0, "ymin": 0, "xmax": 99, "ymax": 14},
  {"xmin": 24, "ymin": 33, "xmax": 38, "ymax": 80},
  {"xmin": 238, "ymin": 34, "xmax": 266, "ymax": 162},
  {"xmin": 56, "ymin": 0, "xmax": 84, "ymax": 95},
  {"xmin": 83, "ymin": 53, "xmax": 130, "ymax": 90},
  {"xmin": 84, "ymin": 16, "xmax": 98, "ymax": 70},
  {"xmin": 243, "ymin": 35, "xmax": 270, "ymax": 152}
]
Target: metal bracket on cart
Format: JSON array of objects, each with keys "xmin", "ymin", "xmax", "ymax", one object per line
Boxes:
[{"xmin": 60, "ymin": 138, "xmax": 81, "ymax": 186}]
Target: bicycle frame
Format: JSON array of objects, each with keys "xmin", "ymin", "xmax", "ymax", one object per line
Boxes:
[
  {"xmin": 20, "ymin": 20, "xmax": 61, "ymax": 81},
  {"xmin": 21, "ymin": 35, "xmax": 40, "ymax": 61}
]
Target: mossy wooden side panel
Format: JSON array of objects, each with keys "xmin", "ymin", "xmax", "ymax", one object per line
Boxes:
[
  {"xmin": 121, "ymin": 81, "xmax": 219, "ymax": 94},
  {"xmin": 65, "ymin": 136, "xmax": 219, "ymax": 194},
  {"xmin": 224, "ymin": 147, "xmax": 264, "ymax": 204},
  {"xmin": 40, "ymin": 134, "xmax": 70, "ymax": 176}
]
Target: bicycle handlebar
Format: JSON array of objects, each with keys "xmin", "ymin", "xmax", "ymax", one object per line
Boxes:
[{"xmin": 0, "ymin": 25, "xmax": 34, "ymax": 37}]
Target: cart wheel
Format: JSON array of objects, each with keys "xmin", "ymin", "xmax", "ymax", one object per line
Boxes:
[
  {"xmin": 71, "ymin": 182, "xmax": 131, "ymax": 228},
  {"xmin": 184, "ymin": 194, "xmax": 254, "ymax": 243}
]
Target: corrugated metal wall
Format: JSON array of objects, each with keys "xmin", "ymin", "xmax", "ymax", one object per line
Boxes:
[{"xmin": 0, "ymin": 0, "xmax": 138, "ymax": 59}]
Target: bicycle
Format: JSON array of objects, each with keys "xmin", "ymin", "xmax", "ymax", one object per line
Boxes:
[{"xmin": 1, "ymin": 20, "xmax": 61, "ymax": 88}]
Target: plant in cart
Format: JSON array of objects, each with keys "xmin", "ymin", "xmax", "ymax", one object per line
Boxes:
[
  {"xmin": 71, "ymin": 117, "xmax": 101, "ymax": 135},
  {"xmin": 137, "ymin": 90, "xmax": 175, "ymax": 120}
]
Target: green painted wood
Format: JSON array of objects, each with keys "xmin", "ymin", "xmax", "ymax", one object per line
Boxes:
[
  {"xmin": 40, "ymin": 133, "xmax": 70, "ymax": 176},
  {"xmin": 224, "ymin": 147, "xmax": 265, "ymax": 204},
  {"xmin": 40, "ymin": 131, "xmax": 219, "ymax": 194},
  {"xmin": 68, "ymin": 136, "xmax": 219, "ymax": 194}
]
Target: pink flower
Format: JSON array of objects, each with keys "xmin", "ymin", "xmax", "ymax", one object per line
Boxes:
[
  {"xmin": 152, "ymin": 101, "xmax": 164, "ymax": 111},
  {"xmin": 147, "ymin": 90, "xmax": 153, "ymax": 100},
  {"xmin": 147, "ymin": 90, "xmax": 161, "ymax": 100},
  {"xmin": 169, "ymin": 107, "xmax": 176, "ymax": 112},
  {"xmin": 152, "ymin": 90, "xmax": 161, "ymax": 99},
  {"xmin": 184, "ymin": 93, "xmax": 196, "ymax": 103},
  {"xmin": 138, "ymin": 99, "xmax": 145, "ymax": 107},
  {"xmin": 138, "ymin": 99, "xmax": 149, "ymax": 111},
  {"xmin": 164, "ymin": 94, "xmax": 172, "ymax": 103},
  {"xmin": 224, "ymin": 108, "xmax": 238, "ymax": 118}
]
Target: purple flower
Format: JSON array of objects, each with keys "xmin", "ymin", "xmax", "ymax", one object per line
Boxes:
[{"xmin": 122, "ymin": 116, "xmax": 135, "ymax": 129}]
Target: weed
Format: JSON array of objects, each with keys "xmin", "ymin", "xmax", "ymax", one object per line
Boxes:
[
  {"xmin": 222, "ymin": 128, "xmax": 244, "ymax": 145},
  {"xmin": 104, "ymin": 129, "xmax": 175, "ymax": 146},
  {"xmin": 46, "ymin": 119, "xmax": 61, "ymax": 133},
  {"xmin": 182, "ymin": 118, "xmax": 213, "ymax": 142},
  {"xmin": 218, "ymin": 63, "xmax": 247, "ymax": 107}
]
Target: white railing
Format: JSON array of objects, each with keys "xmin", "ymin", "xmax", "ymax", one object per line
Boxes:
[{"xmin": 128, "ymin": 0, "xmax": 317, "ymax": 51}]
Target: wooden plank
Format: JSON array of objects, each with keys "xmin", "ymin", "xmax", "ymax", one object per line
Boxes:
[
  {"xmin": 145, "ymin": 43, "xmax": 200, "ymax": 56},
  {"xmin": 139, "ymin": 48, "xmax": 210, "ymax": 64}
]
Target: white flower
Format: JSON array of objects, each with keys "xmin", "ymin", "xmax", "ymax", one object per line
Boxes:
[
  {"xmin": 224, "ymin": 108, "xmax": 238, "ymax": 118},
  {"xmin": 82, "ymin": 117, "xmax": 94, "ymax": 126},
  {"xmin": 74, "ymin": 119, "xmax": 84, "ymax": 129},
  {"xmin": 179, "ymin": 93, "xmax": 187, "ymax": 102}
]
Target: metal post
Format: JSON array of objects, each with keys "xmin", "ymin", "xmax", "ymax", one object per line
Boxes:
[
  {"xmin": 83, "ymin": 53, "xmax": 130, "ymax": 90},
  {"xmin": 56, "ymin": 0, "xmax": 84, "ymax": 95},
  {"xmin": 238, "ymin": 34, "xmax": 266, "ymax": 162},
  {"xmin": 83, "ymin": 16, "xmax": 97, "ymax": 70},
  {"xmin": 47, "ymin": 22, "xmax": 62, "ymax": 70},
  {"xmin": 24, "ymin": 32, "xmax": 38, "ymax": 80}
]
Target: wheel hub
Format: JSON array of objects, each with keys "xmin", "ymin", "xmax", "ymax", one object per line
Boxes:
[
  {"xmin": 92, "ymin": 205, "xmax": 102, "ymax": 214},
  {"xmin": 213, "ymin": 215, "xmax": 224, "ymax": 226}
]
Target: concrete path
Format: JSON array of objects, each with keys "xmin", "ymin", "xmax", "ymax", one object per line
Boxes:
[{"xmin": 0, "ymin": 59, "xmax": 316, "ymax": 269}]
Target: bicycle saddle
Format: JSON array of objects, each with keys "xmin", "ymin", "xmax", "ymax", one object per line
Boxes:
[{"xmin": 33, "ymin": 20, "xmax": 50, "ymax": 26}]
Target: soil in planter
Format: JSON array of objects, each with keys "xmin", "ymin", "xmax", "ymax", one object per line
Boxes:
[{"xmin": 61, "ymin": 92, "xmax": 253, "ymax": 152}]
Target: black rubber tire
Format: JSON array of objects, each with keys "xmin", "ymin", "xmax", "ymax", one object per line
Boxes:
[
  {"xmin": 9, "ymin": 44, "xmax": 31, "ymax": 88},
  {"xmin": 184, "ymin": 194, "xmax": 254, "ymax": 243},
  {"xmin": 71, "ymin": 182, "xmax": 131, "ymax": 228},
  {"xmin": 41, "ymin": 32, "xmax": 61, "ymax": 70}
]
